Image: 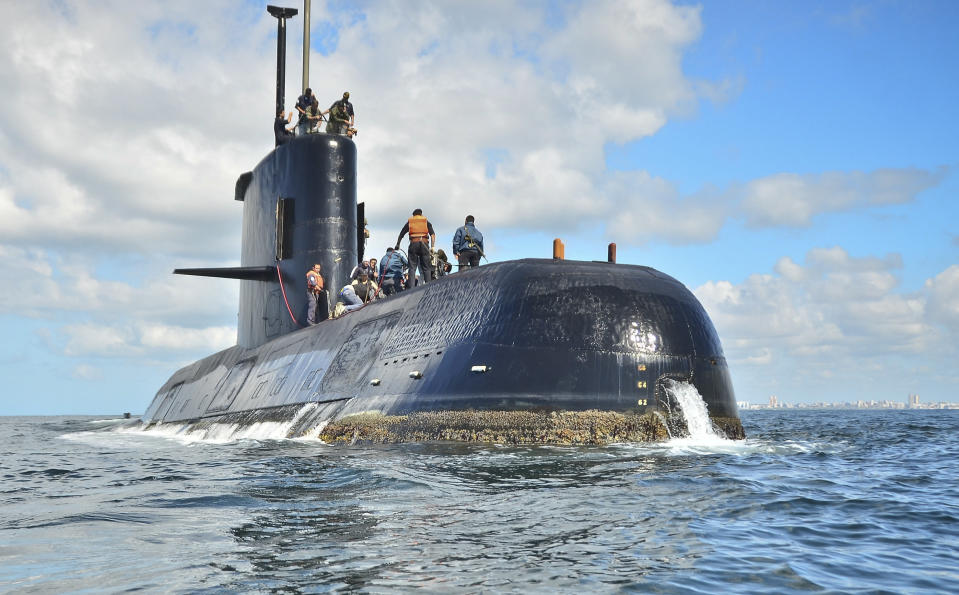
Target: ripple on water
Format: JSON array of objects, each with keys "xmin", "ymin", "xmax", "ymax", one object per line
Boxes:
[{"xmin": 1, "ymin": 411, "xmax": 958, "ymax": 593}]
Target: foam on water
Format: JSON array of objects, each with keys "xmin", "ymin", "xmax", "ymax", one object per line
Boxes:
[
  {"xmin": 61, "ymin": 387, "xmax": 821, "ymax": 457},
  {"xmin": 12, "ymin": 410, "xmax": 959, "ymax": 593},
  {"xmin": 645, "ymin": 379, "xmax": 749, "ymax": 455},
  {"xmin": 88, "ymin": 418, "xmax": 132, "ymax": 425},
  {"xmin": 102, "ymin": 403, "xmax": 324, "ymax": 445},
  {"xmin": 663, "ymin": 379, "xmax": 721, "ymax": 438}
]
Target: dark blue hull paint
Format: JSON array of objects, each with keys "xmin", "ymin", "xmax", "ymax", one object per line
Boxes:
[{"xmin": 141, "ymin": 134, "xmax": 739, "ymax": 435}]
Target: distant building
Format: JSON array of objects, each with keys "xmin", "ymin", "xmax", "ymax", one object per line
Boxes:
[
  {"xmin": 769, "ymin": 395, "xmax": 778, "ymax": 408},
  {"xmin": 908, "ymin": 394, "xmax": 920, "ymax": 408}
]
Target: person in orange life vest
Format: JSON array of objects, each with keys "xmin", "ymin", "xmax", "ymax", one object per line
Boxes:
[
  {"xmin": 305, "ymin": 263, "xmax": 328, "ymax": 325},
  {"xmin": 395, "ymin": 208, "xmax": 436, "ymax": 284}
]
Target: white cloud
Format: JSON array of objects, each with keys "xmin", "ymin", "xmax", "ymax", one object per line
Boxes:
[
  {"xmin": 0, "ymin": 248, "xmax": 236, "ymax": 321},
  {"xmin": 61, "ymin": 321, "xmax": 234, "ymax": 359},
  {"xmin": 696, "ymin": 247, "xmax": 959, "ymax": 401},
  {"xmin": 737, "ymin": 167, "xmax": 948, "ymax": 228},
  {"xmin": 326, "ymin": 0, "xmax": 729, "ymax": 240},
  {"xmin": 0, "ymin": 0, "xmax": 738, "ymax": 264},
  {"xmin": 7, "ymin": 1, "xmax": 938, "ymax": 266},
  {"xmin": 137, "ymin": 323, "xmax": 235, "ymax": 352},
  {"xmin": 925, "ymin": 265, "xmax": 959, "ymax": 331},
  {"xmin": 63, "ymin": 324, "xmax": 135, "ymax": 357},
  {"xmin": 604, "ymin": 173, "xmax": 728, "ymax": 244}
]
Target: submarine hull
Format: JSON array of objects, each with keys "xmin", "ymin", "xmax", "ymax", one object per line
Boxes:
[
  {"xmin": 142, "ymin": 133, "xmax": 742, "ymax": 443},
  {"xmin": 142, "ymin": 258, "xmax": 741, "ymax": 442}
]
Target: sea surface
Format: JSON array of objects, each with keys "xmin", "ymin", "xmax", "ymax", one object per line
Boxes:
[{"xmin": 2, "ymin": 408, "xmax": 957, "ymax": 593}]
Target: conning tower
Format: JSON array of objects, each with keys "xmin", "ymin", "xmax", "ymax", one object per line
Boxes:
[
  {"xmin": 174, "ymin": 4, "xmax": 361, "ymax": 348},
  {"xmin": 235, "ymin": 136, "xmax": 358, "ymax": 347}
]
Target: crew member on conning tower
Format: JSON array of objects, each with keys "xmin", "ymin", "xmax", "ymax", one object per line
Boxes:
[
  {"xmin": 295, "ymin": 88, "xmax": 315, "ymax": 136},
  {"xmin": 395, "ymin": 208, "xmax": 436, "ymax": 284},
  {"xmin": 325, "ymin": 91, "xmax": 354, "ymax": 135},
  {"xmin": 274, "ymin": 110, "xmax": 295, "ymax": 146}
]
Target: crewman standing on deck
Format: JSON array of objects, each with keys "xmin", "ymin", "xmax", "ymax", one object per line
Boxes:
[
  {"xmin": 395, "ymin": 208, "xmax": 436, "ymax": 284},
  {"xmin": 379, "ymin": 247, "xmax": 409, "ymax": 295},
  {"xmin": 305, "ymin": 263, "xmax": 327, "ymax": 324},
  {"xmin": 452, "ymin": 215, "xmax": 484, "ymax": 271}
]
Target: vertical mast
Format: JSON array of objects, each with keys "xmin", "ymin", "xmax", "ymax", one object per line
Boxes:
[
  {"xmin": 302, "ymin": 0, "xmax": 311, "ymax": 92},
  {"xmin": 267, "ymin": 5, "xmax": 299, "ymax": 116}
]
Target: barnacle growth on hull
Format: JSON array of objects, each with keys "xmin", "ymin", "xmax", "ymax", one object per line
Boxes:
[{"xmin": 315, "ymin": 410, "xmax": 746, "ymax": 445}]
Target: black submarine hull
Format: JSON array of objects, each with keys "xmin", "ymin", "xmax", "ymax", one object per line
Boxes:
[
  {"xmin": 141, "ymin": 132, "xmax": 742, "ymax": 443},
  {"xmin": 143, "ymin": 257, "xmax": 741, "ymax": 441}
]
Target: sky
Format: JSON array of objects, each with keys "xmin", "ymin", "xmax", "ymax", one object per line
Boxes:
[{"xmin": 1, "ymin": 0, "xmax": 957, "ymax": 415}]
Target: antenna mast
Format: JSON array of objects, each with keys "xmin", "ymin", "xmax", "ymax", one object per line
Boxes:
[
  {"xmin": 302, "ymin": 0, "xmax": 311, "ymax": 92},
  {"xmin": 267, "ymin": 5, "xmax": 298, "ymax": 116}
]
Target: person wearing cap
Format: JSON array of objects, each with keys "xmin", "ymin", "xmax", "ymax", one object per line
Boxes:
[
  {"xmin": 349, "ymin": 259, "xmax": 374, "ymax": 281},
  {"xmin": 395, "ymin": 208, "xmax": 436, "ymax": 285},
  {"xmin": 295, "ymin": 87, "xmax": 314, "ymax": 136},
  {"xmin": 322, "ymin": 92, "xmax": 353, "ymax": 135}
]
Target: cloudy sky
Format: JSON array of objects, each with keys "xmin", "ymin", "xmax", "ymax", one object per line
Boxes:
[{"xmin": 1, "ymin": 0, "xmax": 957, "ymax": 415}]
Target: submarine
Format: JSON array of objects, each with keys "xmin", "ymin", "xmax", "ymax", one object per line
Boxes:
[{"xmin": 139, "ymin": 4, "xmax": 743, "ymax": 444}]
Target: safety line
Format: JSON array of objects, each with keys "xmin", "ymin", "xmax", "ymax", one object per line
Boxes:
[{"xmin": 276, "ymin": 263, "xmax": 304, "ymax": 328}]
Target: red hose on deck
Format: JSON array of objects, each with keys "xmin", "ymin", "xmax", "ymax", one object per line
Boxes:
[{"xmin": 276, "ymin": 263, "xmax": 303, "ymax": 327}]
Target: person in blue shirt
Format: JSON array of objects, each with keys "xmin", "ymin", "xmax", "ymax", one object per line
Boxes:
[
  {"xmin": 378, "ymin": 247, "xmax": 409, "ymax": 295},
  {"xmin": 452, "ymin": 215, "xmax": 484, "ymax": 271},
  {"xmin": 294, "ymin": 88, "xmax": 314, "ymax": 136}
]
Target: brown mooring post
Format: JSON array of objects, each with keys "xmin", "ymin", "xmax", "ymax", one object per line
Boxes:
[
  {"xmin": 553, "ymin": 238, "xmax": 565, "ymax": 260},
  {"xmin": 608, "ymin": 243, "xmax": 616, "ymax": 263}
]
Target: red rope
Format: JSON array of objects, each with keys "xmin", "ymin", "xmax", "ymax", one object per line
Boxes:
[{"xmin": 276, "ymin": 263, "xmax": 304, "ymax": 327}]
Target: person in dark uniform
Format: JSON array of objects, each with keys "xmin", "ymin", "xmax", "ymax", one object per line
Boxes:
[
  {"xmin": 350, "ymin": 271, "xmax": 379, "ymax": 303},
  {"xmin": 452, "ymin": 215, "xmax": 484, "ymax": 270},
  {"xmin": 325, "ymin": 102, "xmax": 350, "ymax": 135},
  {"xmin": 295, "ymin": 87, "xmax": 314, "ymax": 136},
  {"xmin": 396, "ymin": 208, "xmax": 436, "ymax": 284},
  {"xmin": 331, "ymin": 91, "xmax": 354, "ymax": 127},
  {"xmin": 274, "ymin": 110, "xmax": 295, "ymax": 146},
  {"xmin": 434, "ymin": 249, "xmax": 452, "ymax": 278},
  {"xmin": 349, "ymin": 260, "xmax": 374, "ymax": 281}
]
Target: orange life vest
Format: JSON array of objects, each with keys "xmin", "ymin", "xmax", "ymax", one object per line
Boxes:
[
  {"xmin": 408, "ymin": 215, "xmax": 429, "ymax": 242},
  {"xmin": 305, "ymin": 269, "xmax": 324, "ymax": 291}
]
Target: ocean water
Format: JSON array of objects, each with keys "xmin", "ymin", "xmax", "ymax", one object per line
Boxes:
[{"xmin": 2, "ymin": 408, "xmax": 957, "ymax": 593}]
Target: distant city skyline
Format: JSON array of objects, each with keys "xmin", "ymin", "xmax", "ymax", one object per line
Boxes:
[{"xmin": 739, "ymin": 393, "xmax": 959, "ymax": 410}]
